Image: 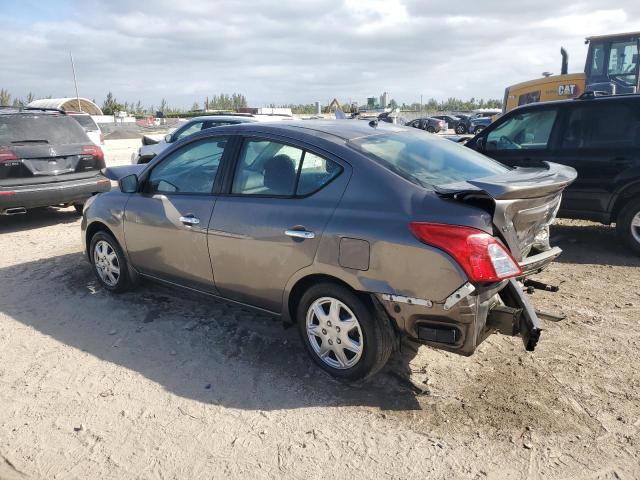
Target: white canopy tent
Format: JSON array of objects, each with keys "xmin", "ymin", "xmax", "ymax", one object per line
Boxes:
[{"xmin": 27, "ymin": 97, "xmax": 103, "ymax": 116}]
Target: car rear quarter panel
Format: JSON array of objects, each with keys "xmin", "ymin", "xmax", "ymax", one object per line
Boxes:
[{"xmin": 283, "ymin": 146, "xmax": 496, "ymax": 320}]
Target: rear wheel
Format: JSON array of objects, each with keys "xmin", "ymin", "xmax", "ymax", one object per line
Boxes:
[
  {"xmin": 89, "ymin": 231, "xmax": 133, "ymax": 292},
  {"xmin": 297, "ymin": 283, "xmax": 394, "ymax": 381},
  {"xmin": 74, "ymin": 204, "xmax": 84, "ymax": 215},
  {"xmin": 616, "ymin": 198, "xmax": 640, "ymax": 254},
  {"xmin": 455, "ymin": 124, "xmax": 466, "ymax": 134}
]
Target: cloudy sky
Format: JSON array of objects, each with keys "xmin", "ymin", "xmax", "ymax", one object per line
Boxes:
[{"xmin": 2, "ymin": 0, "xmax": 640, "ymax": 109}]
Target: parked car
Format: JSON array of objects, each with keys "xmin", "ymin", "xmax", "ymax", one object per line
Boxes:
[
  {"xmin": 0, "ymin": 107, "xmax": 109, "ymax": 215},
  {"xmin": 68, "ymin": 112, "xmax": 104, "ymax": 146},
  {"xmin": 456, "ymin": 111, "xmax": 497, "ymax": 134},
  {"xmin": 132, "ymin": 114, "xmax": 295, "ymax": 164},
  {"xmin": 83, "ymin": 121, "xmax": 575, "ymax": 380},
  {"xmin": 454, "ymin": 114, "xmax": 470, "ymax": 134},
  {"xmin": 405, "ymin": 117, "xmax": 446, "ymax": 133},
  {"xmin": 432, "ymin": 115, "xmax": 461, "ymax": 130},
  {"xmin": 466, "ymin": 93, "xmax": 640, "ymax": 253},
  {"xmin": 468, "ymin": 116, "xmax": 493, "ymax": 134}
]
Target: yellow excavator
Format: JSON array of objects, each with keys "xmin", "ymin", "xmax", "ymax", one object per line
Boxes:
[{"xmin": 503, "ymin": 32, "xmax": 640, "ymax": 112}]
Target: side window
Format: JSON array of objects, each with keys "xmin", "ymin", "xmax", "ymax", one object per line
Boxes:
[
  {"xmin": 561, "ymin": 104, "xmax": 639, "ymax": 149},
  {"xmin": 173, "ymin": 121, "xmax": 204, "ymax": 141},
  {"xmin": 148, "ymin": 137, "xmax": 226, "ymax": 194},
  {"xmin": 297, "ymin": 152, "xmax": 342, "ymax": 195},
  {"xmin": 590, "ymin": 43, "xmax": 605, "ymax": 76},
  {"xmin": 485, "ymin": 109, "xmax": 557, "ymax": 151},
  {"xmin": 518, "ymin": 91, "xmax": 541, "ymax": 106},
  {"xmin": 232, "ymin": 140, "xmax": 303, "ymax": 196}
]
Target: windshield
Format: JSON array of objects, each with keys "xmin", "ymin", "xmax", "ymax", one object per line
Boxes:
[
  {"xmin": 349, "ymin": 130, "xmax": 508, "ymax": 187},
  {"xmin": 0, "ymin": 114, "xmax": 90, "ymax": 146},
  {"xmin": 607, "ymin": 40, "xmax": 638, "ymax": 85}
]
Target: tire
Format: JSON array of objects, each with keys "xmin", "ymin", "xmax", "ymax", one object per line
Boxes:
[
  {"xmin": 426, "ymin": 126, "xmax": 435, "ymax": 133},
  {"xmin": 474, "ymin": 126, "xmax": 484, "ymax": 134},
  {"xmin": 616, "ymin": 198, "xmax": 640, "ymax": 254},
  {"xmin": 297, "ymin": 282, "xmax": 394, "ymax": 381},
  {"xmin": 74, "ymin": 204, "xmax": 84, "ymax": 215},
  {"xmin": 455, "ymin": 124, "xmax": 466, "ymax": 134},
  {"xmin": 89, "ymin": 231, "xmax": 133, "ymax": 292}
]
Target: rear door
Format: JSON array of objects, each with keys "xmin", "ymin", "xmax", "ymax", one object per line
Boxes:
[
  {"xmin": 124, "ymin": 136, "xmax": 229, "ymax": 292},
  {"xmin": 550, "ymin": 100, "xmax": 640, "ymax": 216},
  {"xmin": 208, "ymin": 136, "xmax": 349, "ymax": 312}
]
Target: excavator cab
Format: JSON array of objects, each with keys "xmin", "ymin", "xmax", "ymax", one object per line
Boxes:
[{"xmin": 585, "ymin": 32, "xmax": 640, "ymax": 94}]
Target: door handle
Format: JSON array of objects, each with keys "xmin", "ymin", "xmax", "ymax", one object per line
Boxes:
[
  {"xmin": 285, "ymin": 229, "xmax": 315, "ymax": 239},
  {"xmin": 179, "ymin": 215, "xmax": 200, "ymax": 225}
]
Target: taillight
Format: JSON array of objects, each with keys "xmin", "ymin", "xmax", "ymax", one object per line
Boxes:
[
  {"xmin": 0, "ymin": 148, "xmax": 18, "ymax": 163},
  {"xmin": 409, "ymin": 222, "xmax": 522, "ymax": 282},
  {"xmin": 81, "ymin": 145, "xmax": 104, "ymax": 162}
]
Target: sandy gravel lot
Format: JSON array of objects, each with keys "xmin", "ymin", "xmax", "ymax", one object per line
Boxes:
[{"xmin": 0, "ymin": 140, "xmax": 639, "ymax": 479}]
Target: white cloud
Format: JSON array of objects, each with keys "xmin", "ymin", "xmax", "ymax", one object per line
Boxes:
[{"xmin": 1, "ymin": 0, "xmax": 639, "ymax": 108}]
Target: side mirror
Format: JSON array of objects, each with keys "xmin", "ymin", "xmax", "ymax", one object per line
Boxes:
[
  {"xmin": 119, "ymin": 174, "xmax": 139, "ymax": 193},
  {"xmin": 164, "ymin": 133, "xmax": 173, "ymax": 143}
]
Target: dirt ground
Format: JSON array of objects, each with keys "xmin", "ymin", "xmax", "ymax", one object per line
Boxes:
[{"xmin": 0, "ymin": 140, "xmax": 639, "ymax": 479}]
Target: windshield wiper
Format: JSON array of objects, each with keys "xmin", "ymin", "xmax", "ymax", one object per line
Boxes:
[{"xmin": 11, "ymin": 139, "xmax": 49, "ymax": 144}]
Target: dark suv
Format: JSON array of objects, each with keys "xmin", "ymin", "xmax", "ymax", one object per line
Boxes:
[
  {"xmin": 466, "ymin": 93, "xmax": 640, "ymax": 253},
  {"xmin": 0, "ymin": 108, "xmax": 110, "ymax": 215}
]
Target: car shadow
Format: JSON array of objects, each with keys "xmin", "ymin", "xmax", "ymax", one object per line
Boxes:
[
  {"xmin": 551, "ymin": 222, "xmax": 640, "ymax": 267},
  {"xmin": 0, "ymin": 252, "xmax": 424, "ymax": 411},
  {"xmin": 0, "ymin": 207, "xmax": 80, "ymax": 233}
]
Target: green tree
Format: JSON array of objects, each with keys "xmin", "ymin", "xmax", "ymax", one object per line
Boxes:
[
  {"xmin": 0, "ymin": 89, "xmax": 11, "ymax": 106},
  {"xmin": 102, "ymin": 92, "xmax": 124, "ymax": 115}
]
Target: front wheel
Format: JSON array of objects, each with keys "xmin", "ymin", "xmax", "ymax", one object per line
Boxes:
[
  {"xmin": 455, "ymin": 124, "xmax": 466, "ymax": 134},
  {"xmin": 474, "ymin": 126, "xmax": 484, "ymax": 134},
  {"xmin": 89, "ymin": 231, "xmax": 133, "ymax": 292},
  {"xmin": 297, "ymin": 283, "xmax": 394, "ymax": 381},
  {"xmin": 426, "ymin": 126, "xmax": 435, "ymax": 133},
  {"xmin": 616, "ymin": 198, "xmax": 640, "ymax": 254}
]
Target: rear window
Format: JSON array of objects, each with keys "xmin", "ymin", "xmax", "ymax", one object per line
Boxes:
[
  {"xmin": 0, "ymin": 114, "xmax": 90, "ymax": 146},
  {"xmin": 71, "ymin": 115, "xmax": 99, "ymax": 131},
  {"xmin": 348, "ymin": 130, "xmax": 508, "ymax": 187}
]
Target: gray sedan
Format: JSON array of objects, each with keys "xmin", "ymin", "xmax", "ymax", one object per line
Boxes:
[{"xmin": 82, "ymin": 121, "xmax": 576, "ymax": 380}]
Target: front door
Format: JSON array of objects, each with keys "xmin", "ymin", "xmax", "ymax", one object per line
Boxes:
[
  {"xmin": 124, "ymin": 136, "xmax": 229, "ymax": 292},
  {"xmin": 550, "ymin": 101, "xmax": 640, "ymax": 216},
  {"xmin": 482, "ymin": 107, "xmax": 560, "ymax": 169},
  {"xmin": 208, "ymin": 137, "xmax": 349, "ymax": 312}
]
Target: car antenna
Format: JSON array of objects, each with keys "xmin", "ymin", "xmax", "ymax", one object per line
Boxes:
[{"xmin": 369, "ymin": 119, "xmax": 378, "ymax": 128}]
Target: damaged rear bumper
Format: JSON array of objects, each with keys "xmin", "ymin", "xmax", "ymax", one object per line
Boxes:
[{"xmin": 375, "ymin": 278, "xmax": 544, "ymax": 356}]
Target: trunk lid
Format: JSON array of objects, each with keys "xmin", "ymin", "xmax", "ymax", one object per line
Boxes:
[
  {"xmin": 435, "ymin": 162, "xmax": 577, "ymax": 261},
  {"xmin": 1, "ymin": 143, "xmax": 103, "ymax": 181}
]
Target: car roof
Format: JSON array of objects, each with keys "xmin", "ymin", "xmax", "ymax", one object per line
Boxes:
[
  {"xmin": 0, "ymin": 107, "xmax": 66, "ymax": 116},
  {"xmin": 511, "ymin": 92, "xmax": 640, "ymax": 112},
  {"xmin": 187, "ymin": 114, "xmax": 295, "ymax": 123},
  {"xmin": 228, "ymin": 119, "xmax": 408, "ymax": 141}
]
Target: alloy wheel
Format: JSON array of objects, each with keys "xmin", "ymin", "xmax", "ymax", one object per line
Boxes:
[
  {"xmin": 93, "ymin": 240, "xmax": 121, "ymax": 287},
  {"xmin": 306, "ymin": 297, "xmax": 363, "ymax": 370},
  {"xmin": 631, "ymin": 211, "xmax": 640, "ymax": 244}
]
